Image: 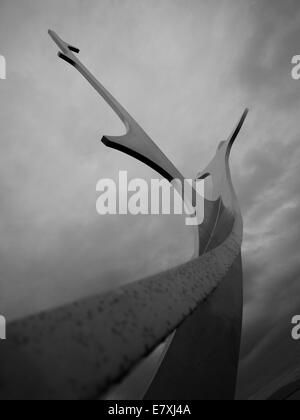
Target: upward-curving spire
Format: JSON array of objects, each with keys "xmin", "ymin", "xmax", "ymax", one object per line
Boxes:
[{"xmin": 48, "ymin": 30, "xmax": 184, "ymax": 184}]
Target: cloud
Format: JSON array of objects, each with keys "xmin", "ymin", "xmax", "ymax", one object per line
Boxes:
[{"xmin": 0, "ymin": 0, "xmax": 300, "ymax": 399}]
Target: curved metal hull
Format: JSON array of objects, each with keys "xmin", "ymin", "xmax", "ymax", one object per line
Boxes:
[{"xmin": 145, "ymin": 254, "xmax": 243, "ymax": 400}]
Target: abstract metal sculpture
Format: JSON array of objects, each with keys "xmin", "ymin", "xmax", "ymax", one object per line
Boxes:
[{"xmin": 0, "ymin": 31, "xmax": 248, "ymax": 400}]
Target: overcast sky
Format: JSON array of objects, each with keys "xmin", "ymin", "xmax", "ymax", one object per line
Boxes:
[{"xmin": 0, "ymin": 0, "xmax": 300, "ymax": 399}]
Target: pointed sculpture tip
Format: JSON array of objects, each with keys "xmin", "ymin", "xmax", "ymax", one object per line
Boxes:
[
  {"xmin": 48, "ymin": 29, "xmax": 56, "ymax": 39},
  {"xmin": 48, "ymin": 30, "xmax": 80, "ymax": 55},
  {"xmin": 243, "ymin": 107, "xmax": 250, "ymax": 119},
  {"xmin": 227, "ymin": 107, "xmax": 249, "ymax": 149},
  {"xmin": 238, "ymin": 108, "xmax": 249, "ymax": 127},
  {"xmin": 48, "ymin": 29, "xmax": 60, "ymax": 45}
]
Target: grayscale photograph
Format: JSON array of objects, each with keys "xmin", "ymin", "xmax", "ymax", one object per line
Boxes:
[{"xmin": 0, "ymin": 0, "xmax": 300, "ymax": 404}]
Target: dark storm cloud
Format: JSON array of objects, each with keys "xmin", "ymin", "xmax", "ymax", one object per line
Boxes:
[{"xmin": 233, "ymin": 0, "xmax": 300, "ymax": 108}]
